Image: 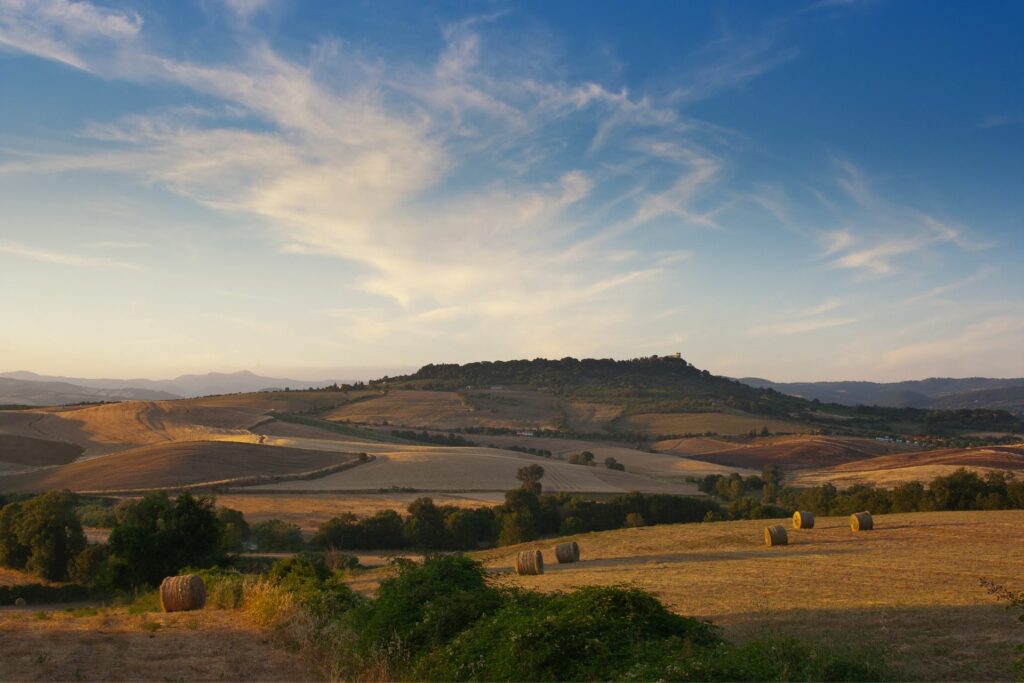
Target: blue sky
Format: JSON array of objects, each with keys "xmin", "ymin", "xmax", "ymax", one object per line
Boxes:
[{"xmin": 0, "ymin": 0, "xmax": 1022, "ymax": 381}]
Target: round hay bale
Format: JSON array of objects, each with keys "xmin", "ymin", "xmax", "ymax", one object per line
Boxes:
[
  {"xmin": 554, "ymin": 541, "xmax": 580, "ymax": 564},
  {"xmin": 850, "ymin": 511, "xmax": 873, "ymax": 532},
  {"xmin": 792, "ymin": 510, "xmax": 815, "ymax": 529},
  {"xmin": 514, "ymin": 549, "xmax": 544, "ymax": 575},
  {"xmin": 159, "ymin": 574, "xmax": 207, "ymax": 612},
  {"xmin": 14, "ymin": 597, "xmax": 26, "ymax": 607},
  {"xmin": 764, "ymin": 524, "xmax": 788, "ymax": 547}
]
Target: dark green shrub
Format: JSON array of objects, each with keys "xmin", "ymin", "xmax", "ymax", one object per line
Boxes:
[
  {"xmin": 415, "ymin": 584, "xmax": 720, "ymax": 681},
  {"xmin": 404, "ymin": 498, "xmax": 448, "ymax": 548},
  {"xmin": 622, "ymin": 637, "xmax": 893, "ymax": 682},
  {"xmin": 343, "ymin": 555, "xmax": 504, "ymax": 662},
  {"xmin": 68, "ymin": 543, "xmax": 114, "ymax": 589}
]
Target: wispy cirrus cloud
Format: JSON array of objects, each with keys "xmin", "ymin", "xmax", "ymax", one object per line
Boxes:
[
  {"xmin": 0, "ymin": 241, "xmax": 141, "ymax": 270},
  {"xmin": 0, "ymin": 1, "xmax": 795, "ymax": 356}
]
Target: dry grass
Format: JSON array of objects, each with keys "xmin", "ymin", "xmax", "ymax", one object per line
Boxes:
[
  {"xmin": 476, "ymin": 434, "xmax": 754, "ymax": 478},
  {"xmin": 320, "ymin": 389, "xmax": 563, "ymax": 430},
  {"xmin": 0, "ymin": 605, "xmax": 314, "ymax": 682},
  {"xmin": 670, "ymin": 434, "xmax": 916, "ymax": 470},
  {"xmin": 616, "ymin": 411, "xmax": 807, "ymax": 437},
  {"xmin": 213, "ymin": 492, "xmax": 504, "ymax": 532},
  {"xmin": 255, "ymin": 444, "xmax": 700, "ymax": 495},
  {"xmin": 0, "ymin": 441, "xmax": 355, "ymax": 493},
  {"xmin": 472, "ymin": 509, "xmax": 1024, "ymax": 681}
]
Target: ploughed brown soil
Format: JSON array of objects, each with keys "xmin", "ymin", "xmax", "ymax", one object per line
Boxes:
[{"xmin": 0, "ymin": 441, "xmax": 356, "ymax": 493}]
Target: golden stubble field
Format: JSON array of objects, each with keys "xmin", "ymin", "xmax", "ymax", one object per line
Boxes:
[{"xmin": 467, "ymin": 510, "xmax": 1024, "ymax": 681}]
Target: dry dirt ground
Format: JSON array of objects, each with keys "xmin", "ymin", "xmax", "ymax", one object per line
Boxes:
[
  {"xmin": 464, "ymin": 509, "xmax": 1024, "ymax": 682},
  {"xmin": 0, "ymin": 607, "xmax": 313, "ymax": 682},
  {"xmin": 0, "ymin": 441, "xmax": 358, "ymax": 494}
]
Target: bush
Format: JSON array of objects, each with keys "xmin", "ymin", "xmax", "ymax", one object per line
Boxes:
[
  {"xmin": 251, "ymin": 519, "xmax": 304, "ymax": 552},
  {"xmin": 621, "ymin": 636, "xmax": 894, "ymax": 681},
  {"xmin": 343, "ymin": 555, "xmax": 504, "ymax": 664},
  {"xmin": 68, "ymin": 543, "xmax": 114, "ymax": 589},
  {"xmin": 415, "ymin": 585, "xmax": 721, "ymax": 681}
]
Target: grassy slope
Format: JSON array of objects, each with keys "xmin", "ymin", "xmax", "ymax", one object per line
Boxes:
[{"xmin": 460, "ymin": 509, "xmax": 1024, "ymax": 682}]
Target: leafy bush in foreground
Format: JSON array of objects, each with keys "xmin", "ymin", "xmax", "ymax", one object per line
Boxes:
[{"xmin": 415, "ymin": 585, "xmax": 719, "ymax": 681}]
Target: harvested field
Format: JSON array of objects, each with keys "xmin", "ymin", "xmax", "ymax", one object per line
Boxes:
[
  {"xmin": 791, "ymin": 443, "xmax": 1024, "ymax": 487},
  {"xmin": 320, "ymin": 389, "xmax": 562, "ymax": 430},
  {"xmin": 476, "ymin": 434, "xmax": 755, "ymax": 478},
  {"xmin": 676, "ymin": 434, "xmax": 917, "ymax": 470},
  {"xmin": 255, "ymin": 444, "xmax": 701, "ymax": 495},
  {"xmin": 0, "ymin": 434, "xmax": 83, "ymax": 467},
  {"xmin": 615, "ymin": 411, "xmax": 806, "ymax": 437},
  {"xmin": 213, "ymin": 492, "xmax": 504, "ymax": 532},
  {"xmin": 0, "ymin": 441, "xmax": 357, "ymax": 493},
  {"xmin": 651, "ymin": 436, "xmax": 746, "ymax": 456},
  {"xmin": 0, "ymin": 606, "xmax": 312, "ymax": 682},
  {"xmin": 472, "ymin": 509, "xmax": 1024, "ymax": 682}
]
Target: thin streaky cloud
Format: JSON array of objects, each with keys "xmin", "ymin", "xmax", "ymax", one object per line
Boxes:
[{"xmin": 0, "ymin": 242, "xmax": 142, "ymax": 271}]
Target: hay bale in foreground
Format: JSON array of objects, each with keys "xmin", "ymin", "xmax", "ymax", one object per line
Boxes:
[
  {"xmin": 764, "ymin": 524, "xmax": 788, "ymax": 547},
  {"xmin": 554, "ymin": 541, "xmax": 580, "ymax": 564},
  {"xmin": 793, "ymin": 510, "xmax": 815, "ymax": 529},
  {"xmin": 850, "ymin": 511, "xmax": 873, "ymax": 532},
  {"xmin": 159, "ymin": 574, "xmax": 207, "ymax": 612},
  {"xmin": 515, "ymin": 549, "xmax": 544, "ymax": 575}
]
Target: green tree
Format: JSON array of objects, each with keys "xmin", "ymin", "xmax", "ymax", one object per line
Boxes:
[
  {"xmin": 251, "ymin": 519, "xmax": 304, "ymax": 552},
  {"xmin": 516, "ymin": 464, "xmax": 545, "ymax": 494},
  {"xmin": 762, "ymin": 464, "xmax": 783, "ymax": 503},
  {"xmin": 604, "ymin": 457, "xmax": 625, "ymax": 472},
  {"xmin": 404, "ymin": 497, "xmax": 449, "ymax": 549},
  {"xmin": 108, "ymin": 492, "xmax": 222, "ymax": 587},
  {"xmin": 0, "ymin": 491, "xmax": 86, "ymax": 581},
  {"xmin": 216, "ymin": 507, "xmax": 250, "ymax": 552}
]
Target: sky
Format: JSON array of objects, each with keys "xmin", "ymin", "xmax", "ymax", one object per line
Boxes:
[{"xmin": 0, "ymin": 0, "xmax": 1022, "ymax": 382}]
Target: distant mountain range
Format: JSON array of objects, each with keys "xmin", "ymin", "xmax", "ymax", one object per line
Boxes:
[
  {"xmin": 740, "ymin": 377, "xmax": 1024, "ymax": 415},
  {"xmin": 0, "ymin": 370, "xmax": 354, "ymax": 405}
]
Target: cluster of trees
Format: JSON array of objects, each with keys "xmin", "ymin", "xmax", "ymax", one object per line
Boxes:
[
  {"xmin": 311, "ymin": 486, "xmax": 721, "ymax": 552},
  {"xmin": 498, "ymin": 444, "xmax": 553, "ymax": 458},
  {"xmin": 0, "ymin": 491, "xmax": 226, "ymax": 588},
  {"xmin": 777, "ymin": 469, "xmax": 1024, "ymax": 516},
  {"xmin": 389, "ymin": 430, "xmax": 475, "ymax": 446}
]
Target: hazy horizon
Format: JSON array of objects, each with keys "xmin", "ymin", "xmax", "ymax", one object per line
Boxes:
[{"xmin": 1, "ymin": 1, "xmax": 1022, "ymax": 382}]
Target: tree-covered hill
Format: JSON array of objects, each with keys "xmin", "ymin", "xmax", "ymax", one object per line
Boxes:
[{"xmin": 377, "ymin": 356, "xmax": 1024, "ymax": 438}]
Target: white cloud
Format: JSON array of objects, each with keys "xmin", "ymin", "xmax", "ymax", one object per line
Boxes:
[
  {"xmin": 0, "ymin": 241, "xmax": 141, "ymax": 270},
  {"xmin": 0, "ymin": 0, "xmax": 140, "ymax": 69}
]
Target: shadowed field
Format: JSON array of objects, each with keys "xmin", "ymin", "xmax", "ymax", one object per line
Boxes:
[
  {"xmin": 0, "ymin": 434, "xmax": 83, "ymax": 468},
  {"xmin": 465, "ymin": 509, "xmax": 1024, "ymax": 681},
  {"xmin": 0, "ymin": 441, "xmax": 357, "ymax": 493}
]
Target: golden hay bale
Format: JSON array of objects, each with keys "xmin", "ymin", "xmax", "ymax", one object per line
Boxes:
[
  {"xmin": 792, "ymin": 510, "xmax": 815, "ymax": 529},
  {"xmin": 159, "ymin": 574, "xmax": 207, "ymax": 612},
  {"xmin": 514, "ymin": 549, "xmax": 544, "ymax": 575},
  {"xmin": 764, "ymin": 524, "xmax": 788, "ymax": 547},
  {"xmin": 554, "ymin": 541, "xmax": 580, "ymax": 564},
  {"xmin": 850, "ymin": 511, "xmax": 873, "ymax": 532}
]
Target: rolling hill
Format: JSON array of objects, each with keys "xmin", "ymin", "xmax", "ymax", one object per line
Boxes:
[{"xmin": 742, "ymin": 376, "xmax": 1024, "ymax": 414}]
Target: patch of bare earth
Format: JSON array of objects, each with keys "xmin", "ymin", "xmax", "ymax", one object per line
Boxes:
[{"xmin": 0, "ymin": 607, "xmax": 315, "ymax": 682}]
